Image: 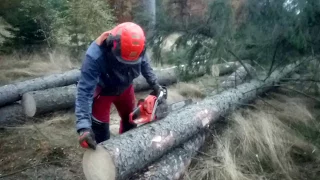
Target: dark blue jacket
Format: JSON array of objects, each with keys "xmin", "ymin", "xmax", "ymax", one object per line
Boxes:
[{"xmin": 75, "ymin": 41, "xmax": 158, "ymax": 132}]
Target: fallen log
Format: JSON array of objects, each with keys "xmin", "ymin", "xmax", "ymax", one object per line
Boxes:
[
  {"xmin": 211, "ymin": 62, "xmax": 240, "ymax": 76},
  {"xmin": 210, "ymin": 60, "xmax": 251, "ymax": 77},
  {"xmin": 0, "ymin": 103, "xmax": 26, "ymax": 127},
  {"xmin": 1, "ymin": 61, "xmax": 240, "ymax": 108},
  {"xmin": 22, "ymin": 85, "xmax": 77, "ymax": 117},
  {"xmin": 82, "ymin": 63, "xmax": 297, "ymax": 180},
  {"xmin": 0, "ymin": 69, "xmax": 80, "ymax": 107},
  {"xmin": 129, "ymin": 132, "xmax": 205, "ymax": 180},
  {"xmin": 219, "ymin": 63, "xmax": 255, "ymax": 90},
  {"xmin": 21, "ymin": 68, "xmax": 179, "ymax": 117},
  {"xmin": 133, "ymin": 67, "xmax": 177, "ymax": 92},
  {"xmin": 132, "ymin": 65, "xmax": 256, "ymax": 179}
]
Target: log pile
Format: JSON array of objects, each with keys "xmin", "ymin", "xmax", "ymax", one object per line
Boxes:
[
  {"xmin": 82, "ymin": 62, "xmax": 297, "ymax": 180},
  {"xmin": 0, "ymin": 62, "xmax": 240, "ymax": 126}
]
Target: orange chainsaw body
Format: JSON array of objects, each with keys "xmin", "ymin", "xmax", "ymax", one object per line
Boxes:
[
  {"xmin": 129, "ymin": 87, "xmax": 194, "ymax": 126},
  {"xmin": 129, "ymin": 95, "xmax": 158, "ymax": 124},
  {"xmin": 129, "ymin": 87, "xmax": 168, "ymax": 125}
]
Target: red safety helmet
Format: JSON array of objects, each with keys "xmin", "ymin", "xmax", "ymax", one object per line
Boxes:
[{"xmin": 107, "ymin": 22, "xmax": 146, "ymax": 65}]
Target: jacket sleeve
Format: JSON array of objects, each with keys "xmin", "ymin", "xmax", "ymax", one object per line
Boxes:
[
  {"xmin": 140, "ymin": 53, "xmax": 158, "ymax": 87},
  {"xmin": 75, "ymin": 54, "xmax": 100, "ymax": 132}
]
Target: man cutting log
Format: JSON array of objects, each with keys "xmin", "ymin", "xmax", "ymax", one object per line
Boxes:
[{"xmin": 75, "ymin": 22, "xmax": 163, "ymax": 150}]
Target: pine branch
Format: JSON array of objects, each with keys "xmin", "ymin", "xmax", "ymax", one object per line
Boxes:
[{"xmin": 265, "ymin": 40, "xmax": 281, "ymax": 81}]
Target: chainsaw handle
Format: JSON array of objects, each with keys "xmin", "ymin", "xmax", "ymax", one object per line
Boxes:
[
  {"xmin": 158, "ymin": 90, "xmax": 164, "ymax": 99},
  {"xmin": 161, "ymin": 86, "xmax": 168, "ymax": 99},
  {"xmin": 129, "ymin": 106, "xmax": 141, "ymax": 124},
  {"xmin": 157, "ymin": 86, "xmax": 167, "ymax": 102}
]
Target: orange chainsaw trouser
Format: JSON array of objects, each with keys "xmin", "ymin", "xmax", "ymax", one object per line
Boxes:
[{"xmin": 91, "ymin": 84, "xmax": 137, "ymax": 143}]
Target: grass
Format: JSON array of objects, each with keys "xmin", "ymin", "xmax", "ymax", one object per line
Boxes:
[
  {"xmin": 186, "ymin": 90, "xmax": 320, "ymax": 180},
  {"xmin": 0, "ymin": 49, "xmax": 79, "ymax": 85}
]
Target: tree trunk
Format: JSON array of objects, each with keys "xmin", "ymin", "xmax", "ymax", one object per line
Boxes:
[
  {"xmin": 0, "ymin": 69, "xmax": 80, "ymax": 107},
  {"xmin": 219, "ymin": 63, "xmax": 255, "ymax": 89},
  {"xmin": 0, "ymin": 62, "xmax": 240, "ymax": 108},
  {"xmin": 21, "ymin": 68, "xmax": 179, "ymax": 117},
  {"xmin": 142, "ymin": 0, "xmax": 156, "ymax": 28},
  {"xmin": 0, "ymin": 66, "xmax": 183, "ymax": 108},
  {"xmin": 0, "ymin": 103, "xmax": 26, "ymax": 127},
  {"xmin": 133, "ymin": 67, "xmax": 177, "ymax": 91},
  {"xmin": 132, "ymin": 65, "xmax": 256, "ymax": 180},
  {"xmin": 129, "ymin": 132, "xmax": 205, "ymax": 180},
  {"xmin": 210, "ymin": 61, "xmax": 250, "ymax": 77},
  {"xmin": 82, "ymin": 63, "xmax": 297, "ymax": 180},
  {"xmin": 22, "ymin": 85, "xmax": 77, "ymax": 117}
]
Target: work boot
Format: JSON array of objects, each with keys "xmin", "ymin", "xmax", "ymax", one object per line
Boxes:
[{"xmin": 91, "ymin": 117, "xmax": 110, "ymax": 143}]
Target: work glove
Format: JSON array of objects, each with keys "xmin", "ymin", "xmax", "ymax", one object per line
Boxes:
[
  {"xmin": 152, "ymin": 84, "xmax": 164, "ymax": 97},
  {"xmin": 78, "ymin": 128, "xmax": 97, "ymax": 150}
]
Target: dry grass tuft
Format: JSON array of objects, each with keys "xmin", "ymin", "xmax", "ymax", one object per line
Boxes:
[
  {"xmin": 0, "ymin": 49, "xmax": 79, "ymax": 84},
  {"xmin": 174, "ymin": 82, "xmax": 206, "ymax": 99},
  {"xmin": 166, "ymin": 88, "xmax": 186, "ymax": 104},
  {"xmin": 187, "ymin": 93, "xmax": 320, "ymax": 180}
]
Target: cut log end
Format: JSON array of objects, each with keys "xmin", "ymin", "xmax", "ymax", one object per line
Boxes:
[
  {"xmin": 83, "ymin": 145, "xmax": 116, "ymax": 180},
  {"xmin": 21, "ymin": 93, "xmax": 37, "ymax": 117},
  {"xmin": 210, "ymin": 65, "xmax": 220, "ymax": 77}
]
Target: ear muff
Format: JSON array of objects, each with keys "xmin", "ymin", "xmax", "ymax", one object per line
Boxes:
[{"xmin": 140, "ymin": 40, "xmax": 147, "ymax": 57}]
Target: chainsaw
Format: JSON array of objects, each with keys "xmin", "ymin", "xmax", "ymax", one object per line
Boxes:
[{"xmin": 129, "ymin": 86, "xmax": 193, "ymax": 125}]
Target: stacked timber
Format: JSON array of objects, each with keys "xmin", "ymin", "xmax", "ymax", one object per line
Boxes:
[
  {"xmin": 0, "ymin": 69, "xmax": 80, "ymax": 107},
  {"xmin": 0, "ymin": 62, "xmax": 241, "ymax": 127}
]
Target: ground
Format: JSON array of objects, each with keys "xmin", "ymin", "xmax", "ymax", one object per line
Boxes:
[
  {"xmin": 0, "ymin": 52, "xmax": 218, "ymax": 179},
  {"xmin": 1, "ymin": 52, "xmax": 320, "ymax": 180}
]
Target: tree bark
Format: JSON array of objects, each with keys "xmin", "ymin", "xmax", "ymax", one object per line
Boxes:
[
  {"xmin": 0, "ymin": 66, "xmax": 183, "ymax": 108},
  {"xmin": 219, "ymin": 63, "xmax": 255, "ymax": 89},
  {"xmin": 210, "ymin": 61, "xmax": 250, "ymax": 77},
  {"xmin": 82, "ymin": 63, "xmax": 297, "ymax": 180},
  {"xmin": 129, "ymin": 132, "xmax": 206, "ymax": 180},
  {"xmin": 133, "ymin": 67, "xmax": 177, "ymax": 92},
  {"xmin": 0, "ymin": 103, "xmax": 27, "ymax": 127},
  {"xmin": 0, "ymin": 69, "xmax": 80, "ymax": 107},
  {"xmin": 142, "ymin": 0, "xmax": 156, "ymax": 29},
  {"xmin": 0, "ymin": 62, "xmax": 240, "ymax": 108},
  {"xmin": 22, "ymin": 85, "xmax": 77, "ymax": 117}
]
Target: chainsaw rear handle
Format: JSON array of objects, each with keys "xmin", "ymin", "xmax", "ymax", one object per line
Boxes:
[
  {"xmin": 156, "ymin": 86, "xmax": 168, "ymax": 102},
  {"xmin": 129, "ymin": 105, "xmax": 141, "ymax": 124},
  {"xmin": 129, "ymin": 86, "xmax": 168, "ymax": 125}
]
